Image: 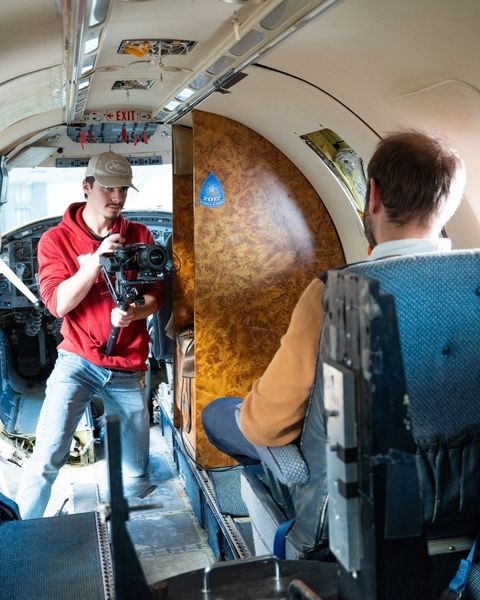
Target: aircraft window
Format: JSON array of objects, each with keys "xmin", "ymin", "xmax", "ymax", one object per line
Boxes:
[
  {"xmin": 0, "ymin": 164, "xmax": 172, "ymax": 233},
  {"xmin": 301, "ymin": 128, "xmax": 367, "ymax": 214}
]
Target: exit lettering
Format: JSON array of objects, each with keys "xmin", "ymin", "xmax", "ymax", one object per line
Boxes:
[{"xmin": 116, "ymin": 109, "xmax": 137, "ymax": 121}]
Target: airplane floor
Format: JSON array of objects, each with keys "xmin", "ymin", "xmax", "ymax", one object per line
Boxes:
[{"xmin": 0, "ymin": 423, "xmax": 215, "ymax": 587}]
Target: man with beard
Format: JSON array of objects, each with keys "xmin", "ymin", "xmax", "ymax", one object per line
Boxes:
[{"xmin": 202, "ymin": 130, "xmax": 466, "ymax": 464}]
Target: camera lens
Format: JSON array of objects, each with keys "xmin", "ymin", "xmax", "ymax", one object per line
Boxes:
[{"xmin": 137, "ymin": 245, "xmax": 168, "ymax": 271}]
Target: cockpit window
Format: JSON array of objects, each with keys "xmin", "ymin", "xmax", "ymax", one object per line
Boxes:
[{"xmin": 0, "ymin": 163, "xmax": 172, "ymax": 233}]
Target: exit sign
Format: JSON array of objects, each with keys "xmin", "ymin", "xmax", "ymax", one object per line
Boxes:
[{"xmin": 83, "ymin": 109, "xmax": 153, "ymax": 122}]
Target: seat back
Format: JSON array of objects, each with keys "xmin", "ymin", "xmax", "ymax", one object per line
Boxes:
[
  {"xmin": 322, "ymin": 250, "xmax": 480, "ymax": 598},
  {"xmin": 347, "ymin": 251, "xmax": 480, "ymax": 438},
  {"xmin": 243, "ymin": 249, "xmax": 480, "ymax": 565},
  {"xmin": 344, "ymin": 250, "xmax": 480, "ymax": 534}
]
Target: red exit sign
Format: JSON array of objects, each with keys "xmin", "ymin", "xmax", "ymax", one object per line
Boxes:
[
  {"xmin": 83, "ymin": 109, "xmax": 152, "ymax": 122},
  {"xmin": 107, "ymin": 109, "xmax": 138, "ymax": 121}
]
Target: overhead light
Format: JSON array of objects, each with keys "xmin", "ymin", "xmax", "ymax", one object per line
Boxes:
[
  {"xmin": 229, "ymin": 29, "xmax": 265, "ymax": 55},
  {"xmin": 85, "ymin": 33, "xmax": 100, "ymax": 54},
  {"xmin": 89, "ymin": 0, "xmax": 110, "ymax": 26},
  {"xmin": 207, "ymin": 55, "xmax": 235, "ymax": 76},
  {"xmin": 81, "ymin": 57, "xmax": 96, "ymax": 76},
  {"xmin": 77, "ymin": 89, "xmax": 89, "ymax": 101},
  {"xmin": 175, "ymin": 88, "xmax": 195, "ymax": 102},
  {"xmin": 63, "ymin": 0, "xmax": 111, "ymax": 123},
  {"xmin": 154, "ymin": 0, "xmax": 342, "ymax": 124},
  {"xmin": 260, "ymin": 0, "xmax": 310, "ymax": 29},
  {"xmin": 189, "ymin": 73, "xmax": 212, "ymax": 90},
  {"xmin": 164, "ymin": 100, "xmax": 181, "ymax": 111},
  {"xmin": 154, "ymin": 111, "xmax": 170, "ymax": 121}
]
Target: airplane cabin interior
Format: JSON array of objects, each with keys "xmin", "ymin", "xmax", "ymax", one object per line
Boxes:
[{"xmin": 0, "ymin": 1, "xmax": 479, "ymax": 599}]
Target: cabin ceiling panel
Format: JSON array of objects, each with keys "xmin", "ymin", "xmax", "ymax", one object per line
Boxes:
[
  {"xmin": 88, "ymin": 0, "xmax": 272, "ymax": 114},
  {"xmin": 0, "ymin": 67, "xmax": 64, "ymax": 134},
  {"xmin": 0, "ymin": 0, "xmax": 62, "ymax": 85},
  {"xmin": 76, "ymin": 0, "xmax": 338, "ymax": 125},
  {"xmin": 257, "ymin": 0, "xmax": 480, "ymax": 135},
  {"xmin": 0, "ymin": 109, "xmax": 65, "ymax": 158}
]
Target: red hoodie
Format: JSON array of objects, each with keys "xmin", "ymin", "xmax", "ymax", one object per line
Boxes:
[{"xmin": 37, "ymin": 202, "xmax": 165, "ymax": 370}]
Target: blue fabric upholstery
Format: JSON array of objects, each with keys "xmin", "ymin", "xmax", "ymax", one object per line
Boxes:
[
  {"xmin": 344, "ymin": 250, "xmax": 480, "ymax": 439},
  {"xmin": 0, "ymin": 491, "xmax": 20, "ymax": 521},
  {"xmin": 344, "ymin": 250, "xmax": 480, "ymax": 532},
  {"xmin": 253, "ymin": 443, "xmax": 309, "ymax": 486}
]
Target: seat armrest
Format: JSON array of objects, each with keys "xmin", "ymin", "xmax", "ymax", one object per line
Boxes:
[
  {"xmin": 253, "ymin": 443, "xmax": 309, "ymax": 486},
  {"xmin": 233, "ymin": 402, "xmax": 309, "ymax": 486}
]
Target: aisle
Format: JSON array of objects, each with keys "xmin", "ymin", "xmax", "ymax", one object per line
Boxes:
[{"xmin": 0, "ymin": 423, "xmax": 215, "ymax": 587}]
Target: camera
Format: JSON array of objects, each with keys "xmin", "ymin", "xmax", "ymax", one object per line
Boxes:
[
  {"xmin": 99, "ymin": 242, "xmax": 172, "ymax": 356},
  {"xmin": 99, "ymin": 243, "xmax": 169, "ymax": 275}
]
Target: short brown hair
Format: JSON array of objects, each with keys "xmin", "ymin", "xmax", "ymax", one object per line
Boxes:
[
  {"xmin": 84, "ymin": 176, "xmax": 95, "ymax": 199},
  {"xmin": 367, "ymin": 130, "xmax": 464, "ymax": 226}
]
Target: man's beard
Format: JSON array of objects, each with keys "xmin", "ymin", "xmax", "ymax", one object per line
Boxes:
[{"xmin": 362, "ymin": 199, "xmax": 377, "ymax": 248}]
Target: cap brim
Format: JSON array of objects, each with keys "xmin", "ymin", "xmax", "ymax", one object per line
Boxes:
[{"xmin": 94, "ymin": 174, "xmax": 139, "ymax": 192}]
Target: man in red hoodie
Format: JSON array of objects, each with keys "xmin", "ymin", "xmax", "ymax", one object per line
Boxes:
[{"xmin": 16, "ymin": 152, "xmax": 164, "ymax": 519}]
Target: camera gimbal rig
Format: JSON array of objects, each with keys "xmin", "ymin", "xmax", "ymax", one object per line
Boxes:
[
  {"xmin": 101, "ymin": 270, "xmax": 145, "ymax": 356},
  {"xmin": 99, "ymin": 243, "xmax": 170, "ymax": 356}
]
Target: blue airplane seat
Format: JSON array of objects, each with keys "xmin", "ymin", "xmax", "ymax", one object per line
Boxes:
[{"xmin": 241, "ymin": 249, "xmax": 480, "ymax": 577}]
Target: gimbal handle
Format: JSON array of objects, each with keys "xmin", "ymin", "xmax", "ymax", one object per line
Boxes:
[
  {"xmin": 105, "ymin": 299, "xmax": 130, "ymax": 356},
  {"xmin": 105, "ymin": 294, "xmax": 146, "ymax": 356}
]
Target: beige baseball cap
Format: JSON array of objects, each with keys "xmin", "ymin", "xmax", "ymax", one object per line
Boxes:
[{"xmin": 85, "ymin": 152, "xmax": 138, "ymax": 191}]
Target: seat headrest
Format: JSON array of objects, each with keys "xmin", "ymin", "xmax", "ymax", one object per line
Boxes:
[{"xmin": 337, "ymin": 250, "xmax": 480, "ymax": 439}]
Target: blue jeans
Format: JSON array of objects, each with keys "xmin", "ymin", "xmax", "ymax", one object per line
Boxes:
[
  {"xmin": 16, "ymin": 350, "xmax": 149, "ymax": 519},
  {"xmin": 202, "ymin": 396, "xmax": 260, "ymax": 465}
]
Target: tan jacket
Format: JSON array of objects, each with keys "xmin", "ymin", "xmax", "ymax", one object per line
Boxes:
[{"xmin": 240, "ymin": 278, "xmax": 325, "ymax": 446}]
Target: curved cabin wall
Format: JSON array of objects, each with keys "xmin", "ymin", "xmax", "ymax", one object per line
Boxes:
[{"xmin": 174, "ymin": 110, "xmax": 345, "ymax": 467}]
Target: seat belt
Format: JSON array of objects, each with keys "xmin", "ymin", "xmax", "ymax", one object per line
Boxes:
[
  {"xmin": 449, "ymin": 530, "xmax": 480, "ymax": 595},
  {"xmin": 273, "ymin": 518, "xmax": 295, "ymax": 559}
]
